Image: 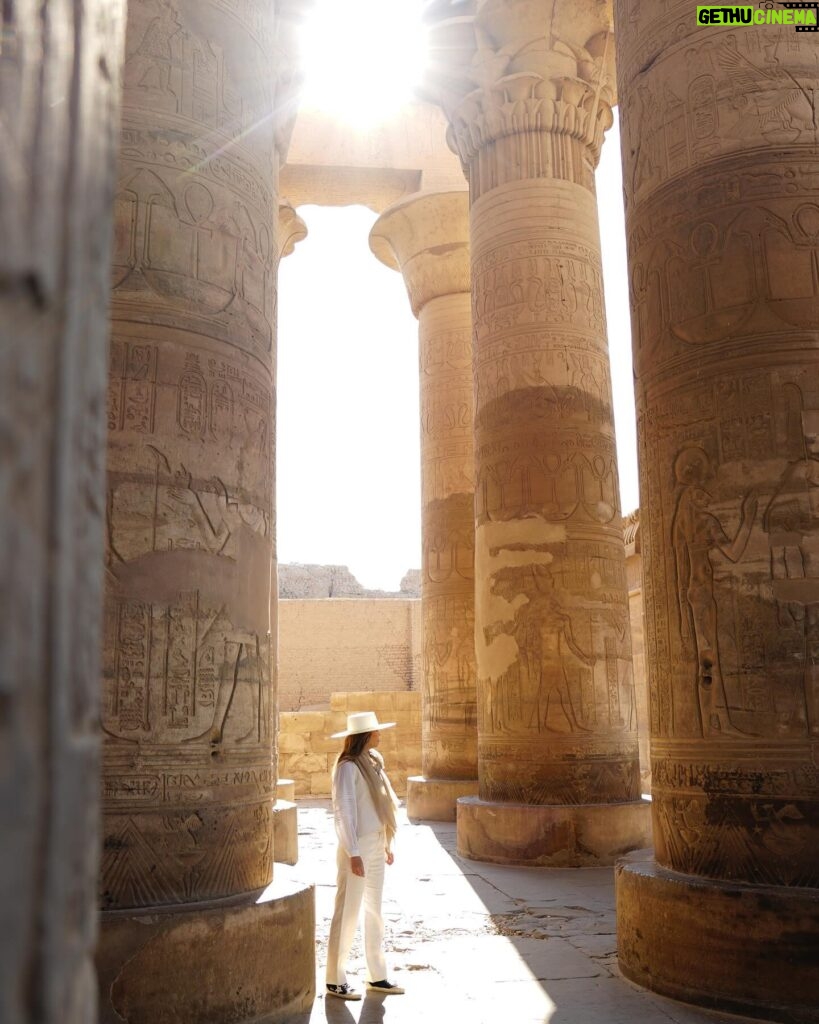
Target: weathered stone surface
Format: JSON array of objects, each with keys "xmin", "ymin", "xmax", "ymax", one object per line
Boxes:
[
  {"xmin": 276, "ymin": 778, "xmax": 296, "ymax": 801},
  {"xmin": 457, "ymin": 796, "xmax": 652, "ymax": 867},
  {"xmin": 97, "ymin": 880, "xmax": 315, "ymax": 1023},
  {"xmin": 98, "ymin": 1, "xmax": 313, "ymax": 1018},
  {"xmin": 617, "ymin": 0, "xmax": 819, "ymax": 891},
  {"xmin": 371, "ymin": 191, "xmax": 478, "ymax": 806},
  {"xmin": 278, "ymin": 598, "xmax": 421, "ymax": 710},
  {"xmin": 282, "ymin": 800, "xmax": 763, "ymax": 1024},
  {"xmin": 616, "ymin": 851, "xmax": 819, "ymax": 1023},
  {"xmin": 273, "ymin": 799, "xmax": 298, "ymax": 866},
  {"xmin": 102, "ymin": 0, "xmax": 287, "ymax": 910},
  {"xmin": 407, "ymin": 777, "xmax": 480, "ymax": 822},
  {"xmin": 614, "ymin": 2, "xmax": 819, "ymax": 1018},
  {"xmin": 623, "ymin": 510, "xmax": 651, "ymax": 790},
  {"xmin": 427, "ymin": 0, "xmax": 644, "ymax": 860},
  {"xmin": 0, "ymin": 3, "xmax": 126, "ymax": 1022}
]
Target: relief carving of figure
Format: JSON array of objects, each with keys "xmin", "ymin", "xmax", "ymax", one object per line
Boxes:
[
  {"xmin": 127, "ymin": 0, "xmax": 184, "ymax": 103},
  {"xmin": 484, "ymin": 565, "xmax": 595, "ymax": 733},
  {"xmin": 764, "ymin": 407, "xmax": 819, "ymax": 735},
  {"xmin": 671, "ymin": 447, "xmax": 758, "ymax": 736},
  {"xmin": 717, "ymin": 40, "xmax": 816, "ymax": 145}
]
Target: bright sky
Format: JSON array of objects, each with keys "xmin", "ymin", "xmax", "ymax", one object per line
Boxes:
[{"xmin": 277, "ymin": 1, "xmax": 638, "ymax": 592}]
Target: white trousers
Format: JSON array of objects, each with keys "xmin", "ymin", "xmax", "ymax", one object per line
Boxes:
[{"xmin": 325, "ymin": 829, "xmax": 387, "ymax": 986}]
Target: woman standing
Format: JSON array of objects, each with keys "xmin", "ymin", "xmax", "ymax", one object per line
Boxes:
[{"xmin": 325, "ymin": 711, "xmax": 405, "ymax": 1000}]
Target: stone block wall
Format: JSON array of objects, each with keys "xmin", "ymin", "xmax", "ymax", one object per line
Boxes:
[
  {"xmin": 278, "ymin": 599, "xmax": 422, "ymax": 710},
  {"xmin": 278, "ymin": 691, "xmax": 422, "ymax": 798}
]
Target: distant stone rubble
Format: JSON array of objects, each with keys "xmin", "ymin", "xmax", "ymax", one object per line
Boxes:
[{"xmin": 278, "ymin": 563, "xmax": 420, "ymax": 599}]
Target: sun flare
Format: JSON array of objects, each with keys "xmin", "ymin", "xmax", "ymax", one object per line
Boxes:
[{"xmin": 298, "ymin": 0, "xmax": 429, "ymax": 128}]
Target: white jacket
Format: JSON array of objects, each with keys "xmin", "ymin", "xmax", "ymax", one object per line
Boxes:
[{"xmin": 332, "ymin": 758, "xmax": 397, "ymax": 857}]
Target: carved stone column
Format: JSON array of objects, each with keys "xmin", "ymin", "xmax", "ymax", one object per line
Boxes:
[
  {"xmin": 613, "ymin": 4, "xmax": 819, "ymax": 1019},
  {"xmin": 96, "ymin": 3, "xmax": 314, "ymax": 1022},
  {"xmin": 272, "ymin": 200, "xmax": 306, "ymax": 864},
  {"xmin": 428, "ymin": 0, "xmax": 650, "ymax": 864},
  {"xmin": 0, "ymin": 5, "xmax": 125, "ymax": 1022},
  {"xmin": 370, "ymin": 190, "xmax": 480, "ymax": 821}
]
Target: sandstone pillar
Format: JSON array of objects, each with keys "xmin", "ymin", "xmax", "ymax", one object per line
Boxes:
[
  {"xmin": 370, "ymin": 190, "xmax": 480, "ymax": 821},
  {"xmin": 429, "ymin": 0, "xmax": 650, "ymax": 864},
  {"xmin": 272, "ymin": 202, "xmax": 306, "ymax": 864},
  {"xmin": 96, "ymin": 4, "xmax": 314, "ymax": 1022},
  {"xmin": 613, "ymin": 5, "xmax": 819, "ymax": 1019},
  {"xmin": 0, "ymin": 5, "xmax": 125, "ymax": 1021}
]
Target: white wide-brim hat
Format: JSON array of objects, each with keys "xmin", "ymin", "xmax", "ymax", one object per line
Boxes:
[{"xmin": 331, "ymin": 710, "xmax": 397, "ymax": 739}]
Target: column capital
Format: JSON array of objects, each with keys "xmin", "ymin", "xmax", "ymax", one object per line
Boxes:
[
  {"xmin": 369, "ymin": 190, "xmax": 469, "ymax": 316},
  {"xmin": 428, "ymin": 0, "xmax": 615, "ymax": 179},
  {"xmin": 278, "ymin": 201, "xmax": 307, "ymax": 258}
]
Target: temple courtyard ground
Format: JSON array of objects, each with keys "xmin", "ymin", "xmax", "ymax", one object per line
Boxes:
[{"xmin": 279, "ymin": 800, "xmax": 765, "ymax": 1024}]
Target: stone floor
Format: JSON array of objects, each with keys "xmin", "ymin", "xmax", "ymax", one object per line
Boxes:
[{"xmin": 278, "ymin": 800, "xmax": 768, "ymax": 1024}]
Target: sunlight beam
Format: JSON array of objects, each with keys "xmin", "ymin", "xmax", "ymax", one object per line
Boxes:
[{"xmin": 298, "ymin": 0, "xmax": 429, "ymax": 128}]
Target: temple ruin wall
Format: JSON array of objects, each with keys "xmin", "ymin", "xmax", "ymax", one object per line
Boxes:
[
  {"xmin": 278, "ymin": 599, "xmax": 422, "ymax": 710},
  {"xmin": 279, "ymin": 691, "xmax": 422, "ymax": 798}
]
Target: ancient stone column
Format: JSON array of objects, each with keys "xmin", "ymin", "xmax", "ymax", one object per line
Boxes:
[
  {"xmin": 428, "ymin": 0, "xmax": 650, "ymax": 864},
  {"xmin": 272, "ymin": 200, "xmax": 306, "ymax": 864},
  {"xmin": 613, "ymin": 4, "xmax": 819, "ymax": 1018},
  {"xmin": 370, "ymin": 190, "xmax": 480, "ymax": 821},
  {"xmin": 95, "ymin": 3, "xmax": 314, "ymax": 1022},
  {"xmin": 0, "ymin": 6, "xmax": 125, "ymax": 1022}
]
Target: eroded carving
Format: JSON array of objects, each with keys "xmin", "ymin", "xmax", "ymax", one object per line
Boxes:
[
  {"xmin": 102, "ymin": 0, "xmax": 283, "ymax": 914},
  {"xmin": 617, "ymin": 2, "xmax": 819, "ymax": 887}
]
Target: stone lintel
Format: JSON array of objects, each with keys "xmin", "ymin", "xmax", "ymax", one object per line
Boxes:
[
  {"xmin": 369, "ymin": 189, "xmax": 470, "ymax": 316},
  {"xmin": 406, "ymin": 775, "xmax": 480, "ymax": 822},
  {"xmin": 456, "ymin": 796, "xmax": 651, "ymax": 867},
  {"xmin": 273, "ymin": 799, "xmax": 298, "ymax": 865},
  {"xmin": 616, "ymin": 851, "xmax": 819, "ymax": 1023},
  {"xmin": 97, "ymin": 881, "xmax": 315, "ymax": 1023}
]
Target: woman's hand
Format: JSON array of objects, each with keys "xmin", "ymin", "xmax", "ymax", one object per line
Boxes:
[
  {"xmin": 385, "ymin": 850, "xmax": 394, "ymax": 866},
  {"xmin": 350, "ymin": 856, "xmax": 365, "ymax": 877}
]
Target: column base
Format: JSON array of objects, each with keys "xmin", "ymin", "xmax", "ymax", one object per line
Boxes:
[
  {"xmin": 276, "ymin": 778, "xmax": 295, "ymax": 802},
  {"xmin": 456, "ymin": 796, "xmax": 652, "ymax": 866},
  {"xmin": 97, "ymin": 879, "xmax": 315, "ymax": 1024},
  {"xmin": 406, "ymin": 775, "xmax": 479, "ymax": 822},
  {"xmin": 616, "ymin": 851, "xmax": 819, "ymax": 1023},
  {"xmin": 273, "ymin": 798, "xmax": 298, "ymax": 865}
]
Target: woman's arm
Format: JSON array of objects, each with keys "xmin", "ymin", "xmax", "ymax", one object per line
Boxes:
[{"xmin": 333, "ymin": 760, "xmax": 360, "ymax": 858}]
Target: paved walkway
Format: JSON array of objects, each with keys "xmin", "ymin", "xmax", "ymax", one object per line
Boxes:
[{"xmin": 278, "ymin": 800, "xmax": 763, "ymax": 1024}]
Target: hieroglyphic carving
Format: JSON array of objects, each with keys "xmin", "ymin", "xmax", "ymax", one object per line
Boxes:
[
  {"xmin": 112, "ymin": 163, "xmax": 275, "ymax": 357},
  {"xmin": 370, "ymin": 191, "xmax": 477, "ymax": 781},
  {"xmin": 671, "ymin": 446, "xmax": 758, "ymax": 736},
  {"xmin": 107, "ymin": 342, "xmax": 272, "ymax": 506},
  {"xmin": 104, "ymin": 590, "xmax": 271, "ymax": 744},
  {"xmin": 102, "ymin": 0, "xmax": 283, "ymax": 912},
  {"xmin": 618, "ymin": 3, "xmax": 819, "ymax": 207},
  {"xmin": 108, "ymin": 341, "xmax": 159, "ymax": 433},
  {"xmin": 101, "ymin": 801, "xmax": 273, "ymax": 908},
  {"xmin": 426, "ymin": 2, "xmax": 640, "ymax": 812},
  {"xmin": 616, "ymin": 0, "xmax": 819, "ymax": 885},
  {"xmin": 476, "ymin": 535, "xmax": 639, "ymax": 803},
  {"xmin": 472, "ymin": 246, "xmax": 607, "ymax": 343}
]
